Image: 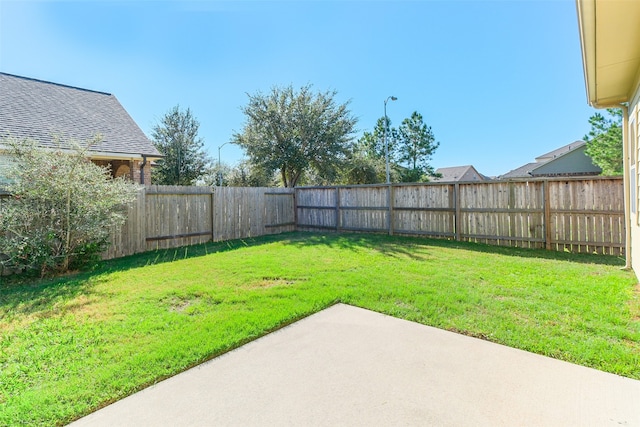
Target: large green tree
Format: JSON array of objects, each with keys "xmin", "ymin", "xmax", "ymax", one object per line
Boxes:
[
  {"xmin": 232, "ymin": 85, "xmax": 358, "ymax": 187},
  {"xmin": 584, "ymin": 108, "xmax": 623, "ymax": 176},
  {"xmin": 151, "ymin": 105, "xmax": 209, "ymax": 185},
  {"xmin": 397, "ymin": 111, "xmax": 439, "ymax": 181}
]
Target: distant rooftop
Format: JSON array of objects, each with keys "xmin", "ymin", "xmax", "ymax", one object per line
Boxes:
[
  {"xmin": 499, "ymin": 140, "xmax": 600, "ymax": 179},
  {"xmin": 499, "ymin": 162, "xmax": 540, "ymax": 179},
  {"xmin": 534, "ymin": 141, "xmax": 586, "ymax": 163},
  {"xmin": 433, "ymin": 165, "xmax": 490, "ymax": 182}
]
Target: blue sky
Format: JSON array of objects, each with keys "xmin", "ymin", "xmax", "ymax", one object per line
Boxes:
[{"xmin": 0, "ymin": 0, "xmax": 595, "ymax": 178}]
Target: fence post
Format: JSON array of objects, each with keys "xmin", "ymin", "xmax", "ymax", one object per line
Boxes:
[
  {"xmin": 388, "ymin": 184, "xmax": 395, "ymax": 235},
  {"xmin": 509, "ymin": 181, "xmax": 516, "ymax": 241},
  {"xmin": 335, "ymin": 186, "xmax": 341, "ymax": 231},
  {"xmin": 454, "ymin": 183, "xmax": 461, "ymax": 241},
  {"xmin": 543, "ymin": 179, "xmax": 552, "ymax": 250},
  {"xmin": 211, "ymin": 187, "xmax": 216, "ymax": 242},
  {"xmin": 293, "ymin": 188, "xmax": 298, "ymax": 231}
]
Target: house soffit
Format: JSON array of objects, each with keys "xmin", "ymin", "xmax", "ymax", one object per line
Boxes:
[{"xmin": 577, "ymin": 0, "xmax": 640, "ymax": 107}]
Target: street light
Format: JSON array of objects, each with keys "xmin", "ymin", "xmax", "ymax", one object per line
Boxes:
[
  {"xmin": 218, "ymin": 142, "xmax": 232, "ymax": 186},
  {"xmin": 384, "ymin": 96, "xmax": 397, "ymax": 184}
]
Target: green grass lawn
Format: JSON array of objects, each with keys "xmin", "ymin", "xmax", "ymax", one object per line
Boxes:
[{"xmin": 1, "ymin": 232, "xmax": 639, "ymax": 426}]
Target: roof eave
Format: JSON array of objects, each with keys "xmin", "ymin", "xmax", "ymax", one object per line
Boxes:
[
  {"xmin": 577, "ymin": 0, "xmax": 640, "ymax": 108},
  {"xmin": 88, "ymin": 151, "xmax": 163, "ymax": 161},
  {"xmin": 577, "ymin": 0, "xmax": 597, "ymax": 106}
]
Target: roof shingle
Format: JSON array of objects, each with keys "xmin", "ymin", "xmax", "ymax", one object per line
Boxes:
[{"xmin": 0, "ymin": 73, "xmax": 161, "ymax": 157}]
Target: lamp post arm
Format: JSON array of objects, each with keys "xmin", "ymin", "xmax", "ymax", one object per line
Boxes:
[{"xmin": 383, "ymin": 95, "xmax": 397, "ymax": 184}]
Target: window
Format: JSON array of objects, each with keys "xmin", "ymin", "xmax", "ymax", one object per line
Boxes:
[{"xmin": 0, "ymin": 154, "xmax": 15, "ymax": 188}]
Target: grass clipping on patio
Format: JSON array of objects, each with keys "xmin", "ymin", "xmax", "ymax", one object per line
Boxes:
[{"xmin": 1, "ymin": 232, "xmax": 639, "ymax": 425}]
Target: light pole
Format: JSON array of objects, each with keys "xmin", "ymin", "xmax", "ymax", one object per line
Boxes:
[
  {"xmin": 384, "ymin": 96, "xmax": 397, "ymax": 183},
  {"xmin": 218, "ymin": 142, "xmax": 231, "ymax": 186}
]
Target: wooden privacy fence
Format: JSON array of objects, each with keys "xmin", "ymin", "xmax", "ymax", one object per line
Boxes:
[
  {"xmin": 0, "ymin": 178, "xmax": 628, "ymax": 260},
  {"xmin": 104, "ymin": 186, "xmax": 295, "ymax": 260},
  {"xmin": 296, "ymin": 177, "xmax": 625, "ymax": 255}
]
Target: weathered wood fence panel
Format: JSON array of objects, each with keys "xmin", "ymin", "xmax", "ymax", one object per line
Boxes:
[
  {"xmin": 547, "ymin": 178, "xmax": 624, "ymax": 254},
  {"xmin": 105, "ymin": 186, "xmax": 295, "ymax": 259},
  {"xmin": 263, "ymin": 189, "xmax": 297, "ymax": 231},
  {"xmin": 458, "ymin": 181, "xmax": 545, "ymax": 249},
  {"xmin": 146, "ymin": 186, "xmax": 213, "ymax": 251},
  {"xmin": 103, "ymin": 188, "xmax": 146, "ymax": 260},
  {"xmin": 394, "ymin": 184, "xmax": 455, "ymax": 238},
  {"xmin": 295, "ymin": 177, "xmax": 625, "ymax": 255},
  {"xmin": 297, "ymin": 187, "xmax": 337, "ymax": 230},
  {"xmin": 213, "ymin": 187, "xmax": 294, "ymax": 242},
  {"xmin": 340, "ymin": 186, "xmax": 388, "ymax": 232}
]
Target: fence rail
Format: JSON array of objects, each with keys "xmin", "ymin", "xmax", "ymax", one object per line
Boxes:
[{"xmin": 295, "ymin": 177, "xmax": 625, "ymax": 256}]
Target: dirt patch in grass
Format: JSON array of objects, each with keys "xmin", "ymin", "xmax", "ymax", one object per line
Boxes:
[
  {"xmin": 245, "ymin": 276, "xmax": 308, "ymax": 289},
  {"xmin": 63, "ymin": 294, "xmax": 106, "ymax": 318},
  {"xmin": 168, "ymin": 298, "xmax": 196, "ymax": 313},
  {"xmin": 623, "ymin": 338, "xmax": 640, "ymax": 351}
]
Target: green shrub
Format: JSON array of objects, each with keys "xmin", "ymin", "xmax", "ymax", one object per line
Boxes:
[{"xmin": 0, "ymin": 137, "xmax": 139, "ymax": 276}]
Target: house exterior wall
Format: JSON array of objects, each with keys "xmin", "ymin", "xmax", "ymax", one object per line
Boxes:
[
  {"xmin": 1, "ymin": 155, "xmax": 152, "ymax": 187},
  {"xmin": 531, "ymin": 146, "xmax": 602, "ymax": 176},
  {"xmin": 91, "ymin": 159, "xmax": 152, "ymax": 185},
  {"xmin": 629, "ymin": 82, "xmax": 640, "ymax": 276}
]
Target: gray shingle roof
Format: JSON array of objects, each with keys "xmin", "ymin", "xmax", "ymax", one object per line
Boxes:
[
  {"xmin": 500, "ymin": 141, "xmax": 593, "ymax": 179},
  {"xmin": 499, "ymin": 162, "xmax": 539, "ymax": 179},
  {"xmin": 433, "ymin": 165, "xmax": 489, "ymax": 182},
  {"xmin": 534, "ymin": 140, "xmax": 585, "ymax": 162},
  {"xmin": 0, "ymin": 73, "xmax": 161, "ymax": 157}
]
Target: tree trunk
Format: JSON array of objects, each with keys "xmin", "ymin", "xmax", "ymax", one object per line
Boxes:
[{"xmin": 291, "ymin": 170, "xmax": 302, "ymax": 187}]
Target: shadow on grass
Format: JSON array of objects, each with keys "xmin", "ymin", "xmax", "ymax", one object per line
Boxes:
[
  {"xmin": 0, "ymin": 233, "xmax": 292, "ymax": 319},
  {"xmin": 280, "ymin": 231, "xmax": 627, "ymax": 267},
  {"xmin": 0, "ymin": 230, "xmax": 626, "ymax": 319}
]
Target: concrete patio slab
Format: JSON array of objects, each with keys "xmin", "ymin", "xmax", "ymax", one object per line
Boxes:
[{"xmin": 70, "ymin": 303, "xmax": 640, "ymax": 426}]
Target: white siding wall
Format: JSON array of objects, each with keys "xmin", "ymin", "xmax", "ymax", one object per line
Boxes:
[{"xmin": 629, "ymin": 82, "xmax": 640, "ymax": 278}]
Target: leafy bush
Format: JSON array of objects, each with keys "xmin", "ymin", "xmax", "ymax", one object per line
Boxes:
[{"xmin": 0, "ymin": 137, "xmax": 139, "ymax": 276}]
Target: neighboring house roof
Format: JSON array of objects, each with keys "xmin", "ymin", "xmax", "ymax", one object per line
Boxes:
[
  {"xmin": 534, "ymin": 141, "xmax": 587, "ymax": 162},
  {"xmin": 0, "ymin": 72, "xmax": 161, "ymax": 159},
  {"xmin": 577, "ymin": 0, "xmax": 640, "ymax": 107},
  {"xmin": 499, "ymin": 140, "xmax": 601, "ymax": 179},
  {"xmin": 499, "ymin": 163, "xmax": 539, "ymax": 180},
  {"xmin": 433, "ymin": 165, "xmax": 490, "ymax": 182}
]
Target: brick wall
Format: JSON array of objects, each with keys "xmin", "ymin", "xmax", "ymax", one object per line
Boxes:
[{"xmin": 91, "ymin": 159, "xmax": 152, "ymax": 186}]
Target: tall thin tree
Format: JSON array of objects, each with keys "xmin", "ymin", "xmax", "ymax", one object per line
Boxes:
[
  {"xmin": 151, "ymin": 106, "xmax": 209, "ymax": 185},
  {"xmin": 397, "ymin": 111, "xmax": 439, "ymax": 181}
]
